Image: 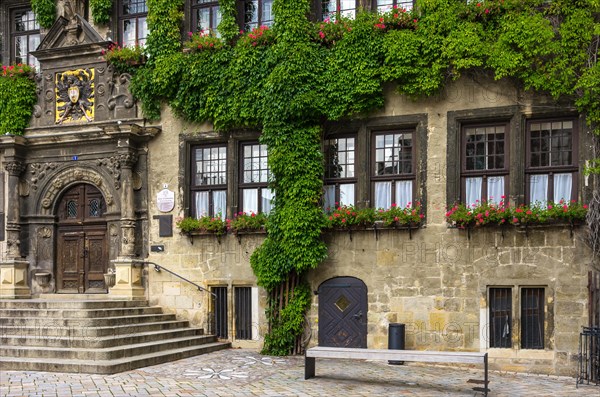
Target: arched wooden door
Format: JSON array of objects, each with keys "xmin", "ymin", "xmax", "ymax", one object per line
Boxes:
[
  {"xmin": 318, "ymin": 277, "xmax": 368, "ymax": 348},
  {"xmin": 56, "ymin": 184, "xmax": 108, "ymax": 293}
]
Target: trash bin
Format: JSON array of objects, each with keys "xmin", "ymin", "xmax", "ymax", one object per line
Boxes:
[{"xmin": 388, "ymin": 323, "xmax": 405, "ymax": 365}]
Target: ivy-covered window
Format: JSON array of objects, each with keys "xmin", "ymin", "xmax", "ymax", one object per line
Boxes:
[
  {"xmin": 321, "ymin": 0, "xmax": 359, "ymax": 20},
  {"xmin": 374, "ymin": 0, "xmax": 414, "ymax": 13},
  {"xmin": 461, "ymin": 123, "xmax": 509, "ymax": 207},
  {"xmin": 243, "ymin": 0, "xmax": 273, "ymax": 31},
  {"xmin": 240, "ymin": 143, "xmax": 273, "ymax": 214},
  {"xmin": 324, "ymin": 136, "xmax": 356, "ymax": 210},
  {"xmin": 372, "ymin": 130, "xmax": 414, "ymax": 209},
  {"xmin": 11, "ymin": 8, "xmax": 40, "ymax": 68},
  {"xmin": 119, "ymin": 0, "xmax": 148, "ymax": 46},
  {"xmin": 191, "ymin": 144, "xmax": 228, "ymax": 219},
  {"xmin": 526, "ymin": 119, "xmax": 578, "ymax": 205},
  {"xmin": 192, "ymin": 0, "xmax": 221, "ymax": 35}
]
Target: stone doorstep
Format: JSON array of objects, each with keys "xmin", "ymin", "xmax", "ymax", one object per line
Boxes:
[
  {"xmin": 0, "ymin": 313, "xmax": 179, "ymax": 326},
  {"xmin": 0, "ymin": 299, "xmax": 150, "ymax": 309},
  {"xmin": 0, "ymin": 342, "xmax": 231, "ymax": 374},
  {"xmin": 0, "ymin": 306, "xmax": 164, "ymax": 318}
]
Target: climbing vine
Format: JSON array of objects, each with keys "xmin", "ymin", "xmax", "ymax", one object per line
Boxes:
[
  {"xmin": 131, "ymin": 0, "xmax": 600, "ymax": 354},
  {"xmin": 0, "ymin": 65, "xmax": 37, "ymax": 136},
  {"xmin": 90, "ymin": 0, "xmax": 113, "ymax": 25},
  {"xmin": 31, "ymin": 0, "xmax": 56, "ymax": 29}
]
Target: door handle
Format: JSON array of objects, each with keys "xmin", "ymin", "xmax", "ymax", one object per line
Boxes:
[{"xmin": 353, "ymin": 310, "xmax": 362, "ymax": 320}]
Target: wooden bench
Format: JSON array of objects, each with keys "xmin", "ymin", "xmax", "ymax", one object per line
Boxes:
[{"xmin": 305, "ymin": 346, "xmax": 489, "ymax": 396}]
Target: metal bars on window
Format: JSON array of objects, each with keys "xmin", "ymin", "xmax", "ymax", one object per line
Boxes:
[
  {"xmin": 212, "ymin": 286, "xmax": 228, "ymax": 339},
  {"xmin": 489, "ymin": 287, "xmax": 512, "ymax": 348},
  {"xmin": 235, "ymin": 287, "xmax": 252, "ymax": 340},
  {"xmin": 521, "ymin": 288, "xmax": 544, "ymax": 349}
]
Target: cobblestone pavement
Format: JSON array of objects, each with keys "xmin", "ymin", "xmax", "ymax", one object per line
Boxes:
[{"xmin": 1, "ymin": 349, "xmax": 598, "ymax": 397}]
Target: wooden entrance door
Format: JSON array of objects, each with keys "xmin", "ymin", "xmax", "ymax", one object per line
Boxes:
[
  {"xmin": 318, "ymin": 277, "xmax": 368, "ymax": 348},
  {"xmin": 56, "ymin": 184, "xmax": 108, "ymax": 293}
]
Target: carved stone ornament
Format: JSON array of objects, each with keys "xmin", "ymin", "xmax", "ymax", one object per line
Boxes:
[
  {"xmin": 28, "ymin": 163, "xmax": 58, "ymax": 191},
  {"xmin": 18, "ymin": 180, "xmax": 30, "ymax": 197},
  {"xmin": 117, "ymin": 152, "xmax": 139, "ymax": 169},
  {"xmin": 55, "ymin": 69, "xmax": 95, "ymax": 124},
  {"xmin": 38, "ymin": 227, "xmax": 52, "ymax": 239},
  {"xmin": 4, "ymin": 162, "xmax": 26, "ymax": 176},
  {"xmin": 42, "ymin": 198, "xmax": 52, "ymax": 209}
]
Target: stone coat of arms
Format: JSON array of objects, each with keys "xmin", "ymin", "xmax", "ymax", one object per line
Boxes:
[{"xmin": 55, "ymin": 68, "xmax": 95, "ymax": 124}]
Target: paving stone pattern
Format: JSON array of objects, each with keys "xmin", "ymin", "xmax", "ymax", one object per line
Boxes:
[{"xmin": 0, "ymin": 349, "xmax": 597, "ymax": 397}]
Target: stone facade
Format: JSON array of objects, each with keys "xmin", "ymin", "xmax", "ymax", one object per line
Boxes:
[{"xmin": 0, "ymin": 0, "xmax": 598, "ymax": 377}]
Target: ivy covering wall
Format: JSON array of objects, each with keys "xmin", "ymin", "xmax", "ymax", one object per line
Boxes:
[{"xmin": 130, "ymin": 0, "xmax": 600, "ymax": 354}]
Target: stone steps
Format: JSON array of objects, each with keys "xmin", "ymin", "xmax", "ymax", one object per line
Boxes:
[
  {"xmin": 0, "ymin": 342, "xmax": 227, "ymax": 374},
  {"xmin": 0, "ymin": 298, "xmax": 230, "ymax": 373}
]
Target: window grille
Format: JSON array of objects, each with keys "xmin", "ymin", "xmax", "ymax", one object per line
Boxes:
[
  {"xmin": 212, "ymin": 286, "xmax": 228, "ymax": 339},
  {"xmin": 489, "ymin": 287, "xmax": 512, "ymax": 348},
  {"xmin": 235, "ymin": 287, "xmax": 252, "ymax": 340},
  {"xmin": 521, "ymin": 288, "xmax": 544, "ymax": 349}
]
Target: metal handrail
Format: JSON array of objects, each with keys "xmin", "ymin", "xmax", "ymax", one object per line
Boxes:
[{"xmin": 144, "ymin": 261, "xmax": 216, "ymax": 297}]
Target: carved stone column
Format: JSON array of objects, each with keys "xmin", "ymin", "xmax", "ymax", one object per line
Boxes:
[
  {"xmin": 0, "ymin": 160, "xmax": 31, "ymax": 299},
  {"xmin": 109, "ymin": 149, "xmax": 144, "ymax": 299}
]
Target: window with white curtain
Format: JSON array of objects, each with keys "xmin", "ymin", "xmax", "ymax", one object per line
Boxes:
[
  {"xmin": 191, "ymin": 144, "xmax": 227, "ymax": 219},
  {"xmin": 321, "ymin": 0, "xmax": 359, "ymax": 20},
  {"xmin": 119, "ymin": 0, "xmax": 149, "ymax": 46},
  {"xmin": 324, "ymin": 136, "xmax": 356, "ymax": 210},
  {"xmin": 192, "ymin": 0, "xmax": 221, "ymax": 36},
  {"xmin": 526, "ymin": 119, "xmax": 578, "ymax": 205},
  {"xmin": 244, "ymin": 0, "xmax": 274, "ymax": 31},
  {"xmin": 372, "ymin": 131, "xmax": 414, "ymax": 210},
  {"xmin": 11, "ymin": 8, "xmax": 40, "ymax": 69},
  {"xmin": 240, "ymin": 143, "xmax": 273, "ymax": 214},
  {"xmin": 461, "ymin": 123, "xmax": 509, "ymax": 207},
  {"xmin": 375, "ymin": 0, "xmax": 414, "ymax": 13}
]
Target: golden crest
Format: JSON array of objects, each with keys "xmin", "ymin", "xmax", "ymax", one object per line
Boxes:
[{"xmin": 55, "ymin": 68, "xmax": 95, "ymax": 124}]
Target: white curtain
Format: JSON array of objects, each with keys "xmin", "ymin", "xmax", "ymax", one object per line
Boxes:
[
  {"xmin": 261, "ymin": 188, "xmax": 274, "ymax": 215},
  {"xmin": 374, "ymin": 182, "xmax": 392, "ymax": 210},
  {"xmin": 529, "ymin": 174, "xmax": 548, "ymax": 207},
  {"xmin": 395, "ymin": 180, "xmax": 413, "ymax": 208},
  {"xmin": 214, "ymin": 190, "xmax": 227, "ymax": 220},
  {"xmin": 243, "ymin": 189, "xmax": 258, "ymax": 214},
  {"xmin": 554, "ymin": 173, "xmax": 572, "ymax": 203},
  {"xmin": 194, "ymin": 191, "xmax": 209, "ymax": 218},
  {"xmin": 487, "ymin": 176, "xmax": 505, "ymax": 205},
  {"xmin": 339, "ymin": 184, "xmax": 355, "ymax": 206},
  {"xmin": 323, "ymin": 185, "xmax": 335, "ymax": 210},
  {"xmin": 465, "ymin": 177, "xmax": 482, "ymax": 208}
]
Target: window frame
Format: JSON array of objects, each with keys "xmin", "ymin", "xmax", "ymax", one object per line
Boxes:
[
  {"xmin": 190, "ymin": 143, "xmax": 228, "ymax": 219},
  {"xmin": 191, "ymin": 0, "xmax": 221, "ymax": 34},
  {"xmin": 372, "ymin": 0, "xmax": 415, "ymax": 13},
  {"xmin": 9, "ymin": 6, "xmax": 40, "ymax": 67},
  {"xmin": 238, "ymin": 141, "xmax": 273, "ymax": 214},
  {"xmin": 460, "ymin": 121, "xmax": 510, "ymax": 206},
  {"xmin": 525, "ymin": 117, "xmax": 579, "ymax": 205},
  {"xmin": 118, "ymin": 0, "xmax": 149, "ymax": 47},
  {"xmin": 520, "ymin": 287, "xmax": 545, "ymax": 350},
  {"xmin": 320, "ymin": 0, "xmax": 360, "ymax": 21},
  {"xmin": 487, "ymin": 285, "xmax": 548, "ymax": 350},
  {"xmin": 370, "ymin": 128, "xmax": 417, "ymax": 210},
  {"xmin": 489, "ymin": 287, "xmax": 512, "ymax": 348},
  {"xmin": 324, "ymin": 134, "xmax": 358, "ymax": 209},
  {"xmin": 242, "ymin": 0, "xmax": 274, "ymax": 31}
]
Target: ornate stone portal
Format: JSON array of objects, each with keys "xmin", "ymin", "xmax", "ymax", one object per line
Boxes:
[{"xmin": 0, "ymin": 8, "xmax": 160, "ymax": 299}]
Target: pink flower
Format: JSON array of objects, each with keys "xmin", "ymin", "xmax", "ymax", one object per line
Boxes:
[
  {"xmin": 341, "ymin": 218, "xmax": 346, "ymax": 223},
  {"xmin": 319, "ymin": 31, "xmax": 325, "ymax": 39},
  {"xmin": 391, "ymin": 203, "xmax": 397, "ymax": 208},
  {"xmin": 394, "ymin": 216, "xmax": 399, "ymax": 222},
  {"xmin": 526, "ymin": 210, "xmax": 532, "ymax": 215},
  {"xmin": 547, "ymin": 205, "xmax": 553, "ymax": 210},
  {"xmin": 584, "ymin": 204, "xmax": 589, "ymax": 209},
  {"xmin": 419, "ymin": 214, "xmax": 424, "ymax": 219},
  {"xmin": 484, "ymin": 9, "xmax": 490, "ymax": 14},
  {"xmin": 512, "ymin": 217, "xmax": 519, "ymax": 223}
]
